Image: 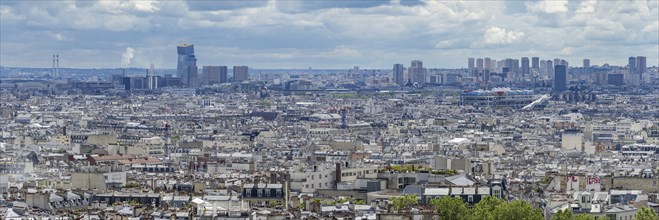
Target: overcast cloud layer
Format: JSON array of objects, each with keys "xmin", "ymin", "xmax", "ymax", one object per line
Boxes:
[{"xmin": 1, "ymin": 0, "xmax": 657, "ymax": 69}]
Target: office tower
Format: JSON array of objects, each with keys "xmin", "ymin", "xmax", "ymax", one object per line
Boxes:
[
  {"xmin": 186, "ymin": 66, "xmax": 199, "ymax": 88},
  {"xmin": 393, "ymin": 64, "xmax": 405, "ymax": 85},
  {"xmin": 531, "ymin": 57, "xmax": 539, "ymax": 69},
  {"xmin": 468, "ymin": 58, "xmax": 475, "ymax": 76},
  {"xmin": 233, "ymin": 66, "xmax": 249, "ymax": 81},
  {"xmin": 539, "ymin": 60, "xmax": 546, "ymax": 75},
  {"xmin": 553, "ymin": 58, "xmax": 561, "ymax": 67},
  {"xmin": 476, "ymin": 58, "xmax": 484, "ymax": 70},
  {"xmin": 561, "ymin": 59, "xmax": 568, "ymax": 68},
  {"xmin": 583, "ymin": 59, "xmax": 590, "ymax": 68},
  {"xmin": 521, "ymin": 57, "xmax": 530, "ymax": 77},
  {"xmin": 636, "ymin": 56, "xmax": 646, "ymax": 82},
  {"xmin": 218, "ymin": 66, "xmax": 228, "ymax": 83},
  {"xmin": 409, "ymin": 60, "xmax": 426, "ymax": 84},
  {"xmin": 628, "ymin": 57, "xmax": 637, "ymax": 74},
  {"xmin": 484, "ymin": 58, "xmax": 492, "ymax": 70},
  {"xmin": 554, "ymin": 64, "xmax": 567, "ymax": 93},
  {"xmin": 203, "ymin": 66, "xmax": 223, "ymax": 85},
  {"xmin": 176, "ymin": 44, "xmax": 198, "ymax": 87}
]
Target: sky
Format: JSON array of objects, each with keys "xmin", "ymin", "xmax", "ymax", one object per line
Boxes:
[{"xmin": 1, "ymin": 0, "xmax": 658, "ymax": 69}]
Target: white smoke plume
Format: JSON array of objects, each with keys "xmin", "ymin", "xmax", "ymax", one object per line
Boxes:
[{"xmin": 121, "ymin": 47, "xmax": 135, "ymax": 68}]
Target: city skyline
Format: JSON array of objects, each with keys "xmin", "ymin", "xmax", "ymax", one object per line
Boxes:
[{"xmin": 1, "ymin": 0, "xmax": 658, "ymax": 69}]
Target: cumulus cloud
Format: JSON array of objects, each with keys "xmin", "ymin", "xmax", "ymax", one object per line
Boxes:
[
  {"xmin": 525, "ymin": 0, "xmax": 568, "ymax": 14},
  {"xmin": 482, "ymin": 27, "xmax": 525, "ymax": 45}
]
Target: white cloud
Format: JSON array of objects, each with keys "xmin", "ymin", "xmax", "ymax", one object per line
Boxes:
[
  {"xmin": 525, "ymin": 0, "xmax": 568, "ymax": 14},
  {"xmin": 482, "ymin": 27, "xmax": 525, "ymax": 45},
  {"xmin": 576, "ymin": 0, "xmax": 597, "ymax": 14},
  {"xmin": 0, "ymin": 0, "xmax": 657, "ymax": 68}
]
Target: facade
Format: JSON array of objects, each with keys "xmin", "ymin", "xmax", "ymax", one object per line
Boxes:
[
  {"xmin": 461, "ymin": 88, "xmax": 535, "ymax": 109},
  {"xmin": 176, "ymin": 44, "xmax": 198, "ymax": 88},
  {"xmin": 468, "ymin": 58, "xmax": 475, "ymax": 77},
  {"xmin": 554, "ymin": 64, "xmax": 567, "ymax": 93},
  {"xmin": 521, "ymin": 57, "xmax": 529, "ymax": 77},
  {"xmin": 233, "ymin": 66, "xmax": 249, "ymax": 82},
  {"xmin": 393, "ymin": 64, "xmax": 405, "ymax": 85},
  {"xmin": 636, "ymin": 56, "xmax": 646, "ymax": 83},
  {"xmin": 531, "ymin": 57, "xmax": 539, "ymax": 69},
  {"xmin": 608, "ymin": 73, "xmax": 624, "ymax": 86},
  {"xmin": 202, "ymin": 66, "xmax": 224, "ymax": 85},
  {"xmin": 408, "ymin": 60, "xmax": 426, "ymax": 84},
  {"xmin": 583, "ymin": 59, "xmax": 590, "ymax": 68}
]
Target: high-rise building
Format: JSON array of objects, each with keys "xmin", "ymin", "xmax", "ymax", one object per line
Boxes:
[
  {"xmin": 636, "ymin": 56, "xmax": 646, "ymax": 82},
  {"xmin": 546, "ymin": 60, "xmax": 554, "ymax": 78},
  {"xmin": 531, "ymin": 57, "xmax": 539, "ymax": 69},
  {"xmin": 218, "ymin": 66, "xmax": 228, "ymax": 83},
  {"xmin": 233, "ymin": 66, "xmax": 249, "ymax": 82},
  {"xmin": 203, "ymin": 66, "xmax": 224, "ymax": 85},
  {"xmin": 476, "ymin": 58, "xmax": 484, "ymax": 70},
  {"xmin": 409, "ymin": 60, "xmax": 426, "ymax": 84},
  {"xmin": 176, "ymin": 44, "xmax": 198, "ymax": 88},
  {"xmin": 484, "ymin": 58, "xmax": 491, "ymax": 70},
  {"xmin": 521, "ymin": 57, "xmax": 530, "ymax": 77},
  {"xmin": 468, "ymin": 58, "xmax": 475, "ymax": 77},
  {"xmin": 583, "ymin": 59, "xmax": 590, "ymax": 68},
  {"xmin": 393, "ymin": 64, "xmax": 405, "ymax": 85},
  {"xmin": 554, "ymin": 64, "xmax": 567, "ymax": 93},
  {"xmin": 628, "ymin": 57, "xmax": 637, "ymax": 74}
]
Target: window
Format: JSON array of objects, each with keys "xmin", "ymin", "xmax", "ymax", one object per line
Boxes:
[
  {"xmin": 493, "ymin": 189, "xmax": 501, "ymax": 198},
  {"xmin": 468, "ymin": 196, "xmax": 473, "ymax": 203}
]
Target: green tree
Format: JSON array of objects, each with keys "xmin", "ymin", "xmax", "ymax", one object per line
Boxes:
[
  {"xmin": 551, "ymin": 209, "xmax": 574, "ymax": 220},
  {"xmin": 634, "ymin": 207, "xmax": 659, "ymax": 220},
  {"xmin": 471, "ymin": 196, "xmax": 505, "ymax": 220},
  {"xmin": 391, "ymin": 194, "xmax": 418, "ymax": 212},
  {"xmin": 429, "ymin": 196, "xmax": 469, "ymax": 220},
  {"xmin": 492, "ymin": 200, "xmax": 544, "ymax": 220}
]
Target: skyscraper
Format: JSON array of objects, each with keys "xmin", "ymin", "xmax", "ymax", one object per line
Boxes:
[
  {"xmin": 409, "ymin": 60, "xmax": 426, "ymax": 84},
  {"xmin": 521, "ymin": 57, "xmax": 530, "ymax": 77},
  {"xmin": 233, "ymin": 66, "xmax": 249, "ymax": 82},
  {"xmin": 583, "ymin": 59, "xmax": 590, "ymax": 68},
  {"xmin": 636, "ymin": 56, "xmax": 646, "ymax": 82},
  {"xmin": 484, "ymin": 58, "xmax": 491, "ymax": 70},
  {"xmin": 628, "ymin": 57, "xmax": 637, "ymax": 74},
  {"xmin": 531, "ymin": 57, "xmax": 539, "ymax": 69},
  {"xmin": 177, "ymin": 44, "xmax": 198, "ymax": 87},
  {"xmin": 476, "ymin": 58, "xmax": 484, "ymax": 70},
  {"xmin": 203, "ymin": 66, "xmax": 223, "ymax": 85},
  {"xmin": 546, "ymin": 60, "xmax": 553, "ymax": 78},
  {"xmin": 393, "ymin": 64, "xmax": 405, "ymax": 85},
  {"xmin": 218, "ymin": 66, "xmax": 228, "ymax": 83},
  {"xmin": 554, "ymin": 64, "xmax": 567, "ymax": 93},
  {"xmin": 468, "ymin": 58, "xmax": 475, "ymax": 77}
]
